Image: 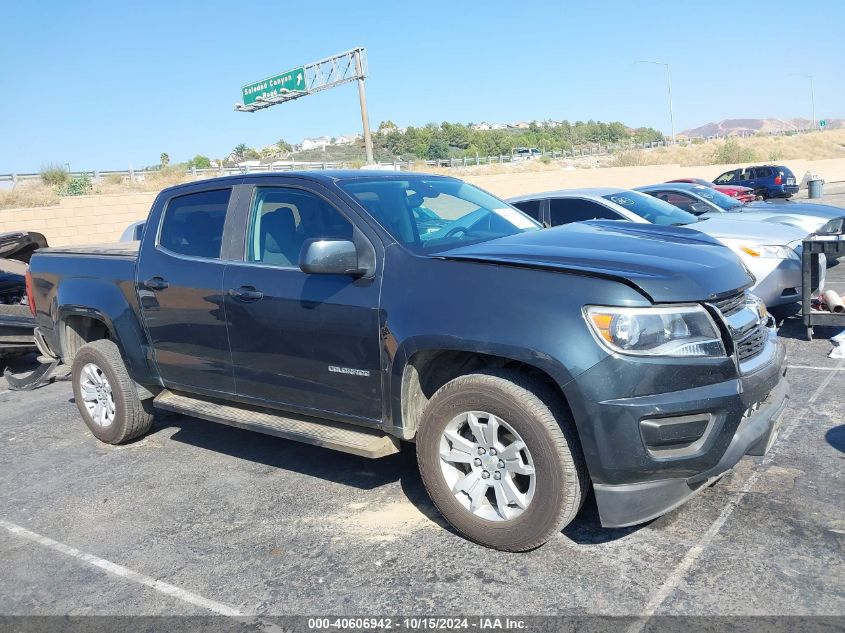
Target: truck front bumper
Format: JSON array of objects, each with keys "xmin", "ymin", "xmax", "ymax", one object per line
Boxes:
[
  {"xmin": 593, "ymin": 375, "xmax": 788, "ymax": 527},
  {"xmin": 566, "ymin": 332, "xmax": 788, "ymax": 528}
]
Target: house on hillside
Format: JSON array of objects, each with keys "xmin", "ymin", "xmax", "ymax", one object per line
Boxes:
[
  {"xmin": 333, "ymin": 135, "xmax": 356, "ymax": 145},
  {"xmin": 471, "ymin": 122, "xmax": 491, "ymax": 131},
  {"xmin": 301, "ymin": 136, "xmax": 331, "ymax": 151},
  {"xmin": 489, "ymin": 123, "xmax": 508, "ymax": 130}
]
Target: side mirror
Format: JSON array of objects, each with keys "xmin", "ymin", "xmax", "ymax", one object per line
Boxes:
[
  {"xmin": 299, "ymin": 239, "xmax": 367, "ymax": 277},
  {"xmin": 689, "ymin": 202, "xmax": 711, "ymax": 215}
]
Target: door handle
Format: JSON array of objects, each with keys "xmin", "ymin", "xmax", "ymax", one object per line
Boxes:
[
  {"xmin": 143, "ymin": 277, "xmax": 169, "ymax": 291},
  {"xmin": 228, "ymin": 286, "xmax": 264, "ymax": 302}
]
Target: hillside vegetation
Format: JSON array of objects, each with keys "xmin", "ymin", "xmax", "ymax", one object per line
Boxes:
[{"xmin": 3, "ymin": 129, "xmax": 843, "ymax": 210}]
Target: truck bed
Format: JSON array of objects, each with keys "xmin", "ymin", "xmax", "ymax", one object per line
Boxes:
[{"xmin": 39, "ymin": 242, "xmax": 139, "ymax": 258}]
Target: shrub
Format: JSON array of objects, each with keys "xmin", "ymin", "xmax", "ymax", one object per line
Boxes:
[
  {"xmin": 58, "ymin": 174, "xmax": 92, "ymax": 196},
  {"xmin": 539, "ymin": 155, "xmax": 551, "ymax": 164},
  {"xmin": 104, "ymin": 173, "xmax": 124, "ymax": 185},
  {"xmin": 41, "ymin": 163, "xmax": 69, "ymax": 186},
  {"xmin": 614, "ymin": 151, "xmax": 645, "ymax": 167},
  {"xmin": 709, "ymin": 138, "xmax": 757, "ymax": 165}
]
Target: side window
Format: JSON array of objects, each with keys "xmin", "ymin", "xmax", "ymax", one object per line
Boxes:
[
  {"xmin": 159, "ymin": 189, "xmax": 231, "ymax": 259},
  {"xmin": 714, "ymin": 170, "xmax": 736, "ymax": 184},
  {"xmin": 511, "ymin": 200, "xmax": 542, "ymax": 221},
  {"xmin": 548, "ymin": 198, "xmax": 620, "ymax": 226},
  {"xmin": 755, "ymin": 167, "xmax": 770, "ymax": 179},
  {"xmin": 248, "ymin": 187, "xmax": 353, "ymax": 266},
  {"xmin": 650, "ymin": 191, "xmax": 699, "ymax": 212}
]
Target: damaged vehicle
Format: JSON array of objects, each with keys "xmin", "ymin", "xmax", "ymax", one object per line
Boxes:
[
  {"xmin": 0, "ymin": 231, "xmax": 46, "ymax": 359},
  {"xmin": 28, "ymin": 172, "xmax": 788, "ymax": 551}
]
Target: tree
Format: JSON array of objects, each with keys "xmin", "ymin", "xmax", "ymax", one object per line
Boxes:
[
  {"xmin": 160, "ymin": 152, "xmax": 170, "ymax": 167},
  {"xmin": 377, "ymin": 120, "xmax": 398, "ymax": 133},
  {"xmin": 232, "ymin": 143, "xmax": 249, "ymax": 161},
  {"xmin": 187, "ymin": 155, "xmax": 211, "ymax": 169},
  {"xmin": 276, "ymin": 139, "xmax": 292, "ymax": 153},
  {"xmin": 427, "ymin": 138, "xmax": 450, "ymax": 160}
]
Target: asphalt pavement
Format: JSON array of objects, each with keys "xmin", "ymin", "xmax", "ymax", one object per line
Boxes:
[{"xmin": 0, "ymin": 217, "xmax": 843, "ymax": 623}]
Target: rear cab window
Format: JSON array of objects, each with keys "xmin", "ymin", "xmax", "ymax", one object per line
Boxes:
[
  {"xmin": 158, "ymin": 189, "xmax": 231, "ymax": 259},
  {"xmin": 548, "ymin": 198, "xmax": 620, "ymax": 226}
]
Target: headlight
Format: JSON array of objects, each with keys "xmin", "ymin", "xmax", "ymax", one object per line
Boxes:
[
  {"xmin": 739, "ymin": 245, "xmax": 799, "ymax": 260},
  {"xmin": 584, "ymin": 305, "xmax": 726, "ymax": 357}
]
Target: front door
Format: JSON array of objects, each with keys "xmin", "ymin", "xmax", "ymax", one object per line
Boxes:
[
  {"xmin": 137, "ymin": 186, "xmax": 236, "ymax": 394},
  {"xmin": 223, "ymin": 183, "xmax": 383, "ymax": 422}
]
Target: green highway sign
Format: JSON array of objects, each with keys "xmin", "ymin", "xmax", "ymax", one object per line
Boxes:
[
  {"xmin": 819, "ymin": 120, "xmax": 827, "ymax": 128},
  {"xmin": 242, "ymin": 67, "xmax": 305, "ymax": 105}
]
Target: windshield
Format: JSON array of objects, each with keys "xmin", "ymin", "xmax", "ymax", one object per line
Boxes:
[
  {"xmin": 602, "ymin": 191, "xmax": 698, "ymax": 226},
  {"xmin": 689, "ymin": 185, "xmax": 743, "ymax": 211},
  {"xmin": 338, "ymin": 176, "xmax": 540, "ymax": 254}
]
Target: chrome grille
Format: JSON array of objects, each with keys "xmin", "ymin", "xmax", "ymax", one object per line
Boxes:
[
  {"xmin": 709, "ymin": 290, "xmax": 767, "ymax": 362},
  {"xmin": 710, "ymin": 291, "xmax": 745, "ymax": 317},
  {"xmin": 736, "ymin": 325, "xmax": 767, "ymax": 362}
]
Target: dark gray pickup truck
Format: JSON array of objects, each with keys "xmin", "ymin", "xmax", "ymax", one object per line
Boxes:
[{"xmin": 28, "ymin": 171, "xmax": 788, "ymax": 551}]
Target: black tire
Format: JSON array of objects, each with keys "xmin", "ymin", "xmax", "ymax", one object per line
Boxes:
[
  {"xmin": 755, "ymin": 189, "xmax": 767, "ymax": 200},
  {"xmin": 416, "ymin": 370, "xmax": 587, "ymax": 551},
  {"xmin": 71, "ymin": 339, "xmax": 153, "ymax": 444}
]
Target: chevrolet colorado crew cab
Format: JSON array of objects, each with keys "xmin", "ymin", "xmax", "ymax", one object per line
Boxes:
[{"xmin": 27, "ymin": 172, "xmax": 788, "ymax": 551}]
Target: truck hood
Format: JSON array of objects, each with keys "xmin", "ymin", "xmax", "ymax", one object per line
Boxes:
[{"xmin": 439, "ymin": 222, "xmax": 753, "ymax": 302}]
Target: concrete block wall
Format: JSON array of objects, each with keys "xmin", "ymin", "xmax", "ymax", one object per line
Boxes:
[{"xmin": 0, "ymin": 192, "xmax": 157, "ymax": 246}]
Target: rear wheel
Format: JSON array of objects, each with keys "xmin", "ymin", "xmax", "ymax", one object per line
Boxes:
[
  {"xmin": 755, "ymin": 189, "xmax": 767, "ymax": 200},
  {"xmin": 71, "ymin": 339, "xmax": 153, "ymax": 444},
  {"xmin": 416, "ymin": 370, "xmax": 587, "ymax": 551}
]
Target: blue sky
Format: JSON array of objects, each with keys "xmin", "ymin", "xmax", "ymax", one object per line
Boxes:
[{"xmin": 1, "ymin": 0, "xmax": 843, "ymax": 173}]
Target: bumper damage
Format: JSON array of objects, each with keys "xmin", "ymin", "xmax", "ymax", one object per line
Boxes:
[{"xmin": 593, "ymin": 373, "xmax": 789, "ymax": 528}]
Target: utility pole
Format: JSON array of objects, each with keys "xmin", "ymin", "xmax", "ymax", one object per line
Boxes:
[
  {"xmin": 354, "ymin": 48, "xmax": 374, "ymax": 164},
  {"xmin": 635, "ymin": 60, "xmax": 676, "ymax": 144},
  {"xmin": 790, "ymin": 73, "xmax": 816, "ymax": 130}
]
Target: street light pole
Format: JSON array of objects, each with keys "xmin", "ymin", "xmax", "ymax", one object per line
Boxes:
[
  {"xmin": 790, "ymin": 73, "xmax": 816, "ymax": 130},
  {"xmin": 635, "ymin": 60, "xmax": 676, "ymax": 144}
]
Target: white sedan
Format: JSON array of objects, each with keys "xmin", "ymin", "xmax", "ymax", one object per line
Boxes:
[{"xmin": 507, "ymin": 188, "xmax": 823, "ymax": 309}]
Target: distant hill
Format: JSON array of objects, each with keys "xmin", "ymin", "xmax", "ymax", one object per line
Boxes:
[{"xmin": 681, "ymin": 118, "xmax": 844, "ymax": 137}]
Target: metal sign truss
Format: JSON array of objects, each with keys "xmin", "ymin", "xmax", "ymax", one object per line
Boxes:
[{"xmin": 235, "ymin": 47, "xmax": 368, "ymax": 113}]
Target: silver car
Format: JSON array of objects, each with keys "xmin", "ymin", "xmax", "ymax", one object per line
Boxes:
[
  {"xmin": 507, "ymin": 188, "xmax": 822, "ymax": 308},
  {"xmin": 635, "ymin": 182, "xmax": 844, "ymax": 235}
]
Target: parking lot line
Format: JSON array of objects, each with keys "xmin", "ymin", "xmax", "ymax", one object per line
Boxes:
[
  {"xmin": 0, "ymin": 518, "xmax": 246, "ymax": 616},
  {"xmin": 625, "ymin": 361, "xmax": 840, "ymax": 632},
  {"xmin": 786, "ymin": 365, "xmax": 845, "ymax": 371},
  {"xmin": 807, "ymin": 359, "xmax": 845, "ymax": 404}
]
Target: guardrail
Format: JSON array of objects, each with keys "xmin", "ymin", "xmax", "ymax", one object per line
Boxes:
[{"xmin": 0, "ymin": 127, "xmax": 825, "ymax": 184}]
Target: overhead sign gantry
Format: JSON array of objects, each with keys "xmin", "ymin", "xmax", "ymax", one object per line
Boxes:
[{"xmin": 235, "ymin": 47, "xmax": 374, "ymax": 164}]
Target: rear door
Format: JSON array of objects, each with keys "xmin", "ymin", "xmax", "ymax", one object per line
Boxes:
[
  {"xmin": 222, "ymin": 178, "xmax": 384, "ymax": 422},
  {"xmin": 137, "ymin": 184, "xmax": 240, "ymax": 394}
]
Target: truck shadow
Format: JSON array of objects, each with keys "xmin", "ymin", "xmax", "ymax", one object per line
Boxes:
[
  {"xmin": 155, "ymin": 414, "xmax": 645, "ymax": 545},
  {"xmin": 826, "ymin": 424, "xmax": 845, "ymax": 454}
]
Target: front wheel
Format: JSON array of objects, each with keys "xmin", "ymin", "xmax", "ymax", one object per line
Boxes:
[
  {"xmin": 416, "ymin": 370, "xmax": 587, "ymax": 551},
  {"xmin": 71, "ymin": 339, "xmax": 153, "ymax": 444}
]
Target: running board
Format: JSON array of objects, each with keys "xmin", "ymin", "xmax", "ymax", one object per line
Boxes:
[{"xmin": 154, "ymin": 390, "xmax": 400, "ymax": 459}]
